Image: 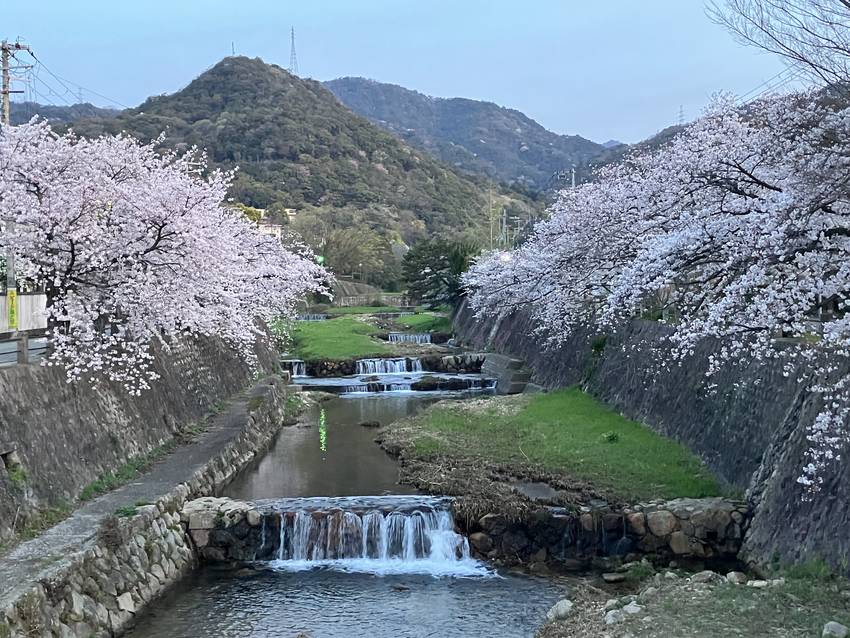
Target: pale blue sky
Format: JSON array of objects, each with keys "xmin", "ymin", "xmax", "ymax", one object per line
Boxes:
[{"xmin": 7, "ymin": 1, "xmax": 792, "ymax": 142}]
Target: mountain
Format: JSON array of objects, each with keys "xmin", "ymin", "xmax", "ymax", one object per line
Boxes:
[
  {"xmin": 581, "ymin": 125, "xmax": 685, "ymax": 173},
  {"xmin": 324, "ymin": 77, "xmax": 604, "ymax": 190},
  {"xmin": 10, "ymin": 101, "xmax": 118, "ymax": 126},
  {"xmin": 601, "ymin": 139, "xmax": 624, "ymax": 149},
  {"xmin": 64, "ymin": 57, "xmax": 533, "ymax": 287}
]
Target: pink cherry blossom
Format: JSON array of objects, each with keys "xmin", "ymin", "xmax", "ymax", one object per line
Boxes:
[{"xmin": 0, "ymin": 120, "xmax": 328, "ymax": 394}]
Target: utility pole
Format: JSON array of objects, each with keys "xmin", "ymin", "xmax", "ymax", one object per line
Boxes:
[
  {"xmin": 571, "ymin": 166, "xmax": 576, "ymax": 189},
  {"xmin": 2, "ymin": 41, "xmax": 30, "ymax": 339},
  {"xmin": 2, "ymin": 40, "xmax": 29, "ymax": 126},
  {"xmin": 488, "ymin": 186, "xmax": 494, "ymax": 249}
]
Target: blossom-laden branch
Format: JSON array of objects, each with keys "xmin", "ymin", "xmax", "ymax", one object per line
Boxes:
[{"xmin": 0, "ymin": 120, "xmax": 328, "ymax": 394}]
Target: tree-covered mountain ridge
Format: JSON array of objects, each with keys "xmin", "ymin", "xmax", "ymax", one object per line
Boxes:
[
  {"xmin": 66, "ymin": 57, "xmax": 531, "ymax": 239},
  {"xmin": 61, "ymin": 57, "xmax": 533, "ymax": 287},
  {"xmin": 324, "ymin": 76, "xmax": 607, "ymax": 189}
]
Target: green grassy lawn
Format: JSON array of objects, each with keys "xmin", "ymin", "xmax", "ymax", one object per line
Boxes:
[
  {"xmin": 406, "ymin": 388, "xmax": 721, "ymax": 501},
  {"xmin": 291, "ymin": 316, "xmax": 390, "ymax": 360},
  {"xmin": 326, "ymin": 305, "xmax": 401, "ymax": 315},
  {"xmin": 395, "ymin": 312, "xmax": 453, "ymax": 333}
]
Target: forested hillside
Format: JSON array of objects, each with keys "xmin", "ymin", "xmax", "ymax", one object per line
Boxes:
[
  {"xmin": 10, "ymin": 101, "xmax": 118, "ymax": 126},
  {"xmin": 325, "ymin": 76, "xmax": 604, "ymax": 189},
  {"xmin": 66, "ymin": 57, "xmax": 532, "ymax": 286}
]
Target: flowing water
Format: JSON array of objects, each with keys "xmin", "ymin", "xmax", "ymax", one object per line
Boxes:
[
  {"xmin": 388, "ymin": 332, "xmax": 432, "ymax": 344},
  {"xmin": 128, "ymin": 567, "xmax": 563, "ymax": 638},
  {"xmin": 129, "ymin": 367, "xmax": 566, "ymax": 637},
  {"xmin": 259, "ymin": 496, "xmax": 487, "ymax": 577},
  {"xmin": 356, "ymin": 357, "xmax": 423, "ymax": 374}
]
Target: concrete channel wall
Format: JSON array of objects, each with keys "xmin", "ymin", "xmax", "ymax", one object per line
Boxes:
[
  {"xmin": 453, "ymin": 300, "xmax": 850, "ymax": 575},
  {"xmin": 0, "ymin": 376, "xmax": 294, "ymax": 638}
]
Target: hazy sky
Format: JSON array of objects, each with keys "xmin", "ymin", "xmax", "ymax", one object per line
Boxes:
[{"xmin": 8, "ymin": 1, "xmax": 794, "ymax": 143}]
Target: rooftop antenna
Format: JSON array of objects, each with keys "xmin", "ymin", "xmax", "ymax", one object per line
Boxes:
[{"xmin": 289, "ymin": 27, "xmax": 299, "ymax": 75}]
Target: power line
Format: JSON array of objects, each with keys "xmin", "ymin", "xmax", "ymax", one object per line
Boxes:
[
  {"xmin": 737, "ymin": 67, "xmax": 801, "ymax": 103},
  {"xmin": 27, "ymin": 51, "xmax": 129, "ymax": 108}
]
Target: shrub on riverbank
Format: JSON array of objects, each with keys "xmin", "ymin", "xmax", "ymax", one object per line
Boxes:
[
  {"xmin": 383, "ymin": 389, "xmax": 721, "ymax": 502},
  {"xmin": 395, "ymin": 312, "xmax": 452, "ymax": 333}
]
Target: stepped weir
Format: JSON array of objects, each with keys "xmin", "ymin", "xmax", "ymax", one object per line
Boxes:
[
  {"xmin": 198, "ymin": 496, "xmax": 492, "ymax": 577},
  {"xmin": 388, "ymin": 332, "xmax": 432, "ymax": 344},
  {"xmin": 356, "ymin": 357, "xmax": 423, "ymax": 374}
]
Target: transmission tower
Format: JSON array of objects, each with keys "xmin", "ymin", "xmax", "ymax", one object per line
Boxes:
[
  {"xmin": 677, "ymin": 105, "xmax": 685, "ymax": 126},
  {"xmin": 289, "ymin": 27, "xmax": 299, "ymax": 75}
]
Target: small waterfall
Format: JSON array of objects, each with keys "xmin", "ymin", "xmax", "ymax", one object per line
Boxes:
[
  {"xmin": 299, "ymin": 314, "xmax": 328, "ymax": 321},
  {"xmin": 281, "ymin": 359, "xmax": 307, "ymax": 377},
  {"xmin": 298, "ymin": 375, "xmax": 496, "ymax": 395},
  {"xmin": 388, "ymin": 333, "xmax": 432, "ymax": 344},
  {"xmin": 262, "ymin": 496, "xmax": 489, "ymax": 577},
  {"xmin": 356, "ymin": 357, "xmax": 423, "ymax": 374}
]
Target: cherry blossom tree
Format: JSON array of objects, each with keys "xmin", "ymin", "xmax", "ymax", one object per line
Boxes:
[
  {"xmin": 0, "ymin": 120, "xmax": 327, "ymax": 393},
  {"xmin": 465, "ymin": 91, "xmax": 850, "ymax": 490}
]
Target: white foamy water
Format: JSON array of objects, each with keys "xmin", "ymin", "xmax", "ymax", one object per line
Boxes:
[
  {"xmin": 261, "ymin": 495, "xmax": 494, "ymax": 578},
  {"xmin": 388, "ymin": 333, "xmax": 432, "ymax": 344},
  {"xmin": 356, "ymin": 357, "xmax": 423, "ymax": 374}
]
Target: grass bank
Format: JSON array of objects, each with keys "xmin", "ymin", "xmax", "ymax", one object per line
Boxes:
[
  {"xmin": 290, "ymin": 316, "xmax": 389, "ymax": 360},
  {"xmin": 383, "ymin": 388, "xmax": 721, "ymax": 503}
]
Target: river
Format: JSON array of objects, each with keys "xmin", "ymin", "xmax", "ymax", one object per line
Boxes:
[{"xmin": 128, "ymin": 362, "xmax": 567, "ymax": 637}]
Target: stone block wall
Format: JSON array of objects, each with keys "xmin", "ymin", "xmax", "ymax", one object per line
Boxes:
[
  {"xmin": 464, "ymin": 497, "xmax": 748, "ymax": 569},
  {"xmin": 0, "ymin": 377, "xmax": 290, "ymax": 638}
]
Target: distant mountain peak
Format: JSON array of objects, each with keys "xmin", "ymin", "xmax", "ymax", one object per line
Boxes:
[
  {"xmin": 325, "ymin": 76, "xmax": 603, "ymax": 189},
  {"xmin": 602, "ymin": 139, "xmax": 624, "ymax": 149}
]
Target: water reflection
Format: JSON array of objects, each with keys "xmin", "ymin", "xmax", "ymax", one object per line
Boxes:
[
  {"xmin": 225, "ymin": 395, "xmax": 434, "ymax": 499},
  {"xmin": 319, "ymin": 408, "xmax": 327, "ymax": 452}
]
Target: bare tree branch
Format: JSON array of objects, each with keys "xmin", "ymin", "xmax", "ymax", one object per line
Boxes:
[{"xmin": 708, "ymin": 0, "xmax": 850, "ymax": 93}]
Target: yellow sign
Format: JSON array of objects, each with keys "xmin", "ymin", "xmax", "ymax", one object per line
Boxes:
[{"xmin": 7, "ymin": 290, "xmax": 17, "ymax": 329}]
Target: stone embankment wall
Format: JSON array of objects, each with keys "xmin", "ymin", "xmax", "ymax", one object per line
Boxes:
[
  {"xmin": 177, "ymin": 495, "xmax": 747, "ymax": 570},
  {"xmin": 0, "ymin": 337, "xmax": 275, "ymax": 541},
  {"xmin": 453, "ymin": 301, "xmax": 850, "ymax": 575},
  {"xmin": 0, "ymin": 377, "xmax": 290, "ymax": 638},
  {"xmin": 465, "ymin": 498, "xmax": 748, "ymax": 569}
]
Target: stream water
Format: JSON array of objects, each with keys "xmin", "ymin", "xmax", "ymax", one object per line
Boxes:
[{"xmin": 128, "ymin": 359, "xmax": 566, "ymax": 637}]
